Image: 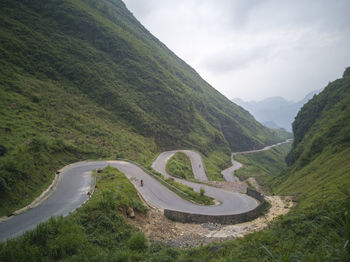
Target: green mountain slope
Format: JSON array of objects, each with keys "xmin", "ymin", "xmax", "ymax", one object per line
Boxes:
[
  {"xmin": 0, "ymin": 0, "xmax": 284, "ymax": 152},
  {"xmin": 260, "ymin": 68, "xmax": 350, "ymax": 260},
  {"xmin": 0, "ymin": 0, "xmax": 287, "ymax": 215},
  {"xmin": 191, "ymin": 68, "xmax": 350, "ymax": 261},
  {"xmin": 197, "ymin": 69, "xmax": 349, "ymax": 260},
  {"xmin": 280, "ymin": 67, "xmax": 350, "ymax": 204}
]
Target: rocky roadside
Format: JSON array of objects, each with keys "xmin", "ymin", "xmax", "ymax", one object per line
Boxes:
[{"xmin": 127, "ymin": 180, "xmax": 294, "ymax": 248}]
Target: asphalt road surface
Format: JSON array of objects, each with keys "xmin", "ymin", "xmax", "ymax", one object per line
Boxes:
[
  {"xmin": 0, "ymin": 156, "xmax": 259, "ymax": 241},
  {"xmin": 221, "ymin": 159, "xmax": 242, "ymax": 182},
  {"xmin": 221, "ymin": 139, "xmax": 292, "ymax": 181},
  {"xmin": 152, "ymin": 150, "xmax": 208, "ymax": 181},
  {"xmin": 0, "ymin": 141, "xmax": 290, "ymax": 240},
  {"xmin": 0, "ymin": 161, "xmax": 101, "ymax": 241}
]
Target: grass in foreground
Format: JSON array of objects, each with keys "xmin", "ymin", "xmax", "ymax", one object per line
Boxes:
[
  {"xmin": 1, "ymin": 165, "xmax": 349, "ymax": 261},
  {"xmin": 0, "ymin": 166, "xmax": 150, "ymax": 261}
]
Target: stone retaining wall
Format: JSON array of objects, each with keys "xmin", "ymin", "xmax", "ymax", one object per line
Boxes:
[
  {"xmin": 246, "ymin": 187, "xmax": 265, "ymax": 202},
  {"xmin": 164, "ymin": 189, "xmax": 266, "ymax": 225}
]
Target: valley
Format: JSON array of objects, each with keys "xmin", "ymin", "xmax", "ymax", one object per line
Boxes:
[{"xmin": 0, "ymin": 0, "xmax": 349, "ymax": 261}]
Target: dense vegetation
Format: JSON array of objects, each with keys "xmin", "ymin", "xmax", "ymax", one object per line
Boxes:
[
  {"xmin": 280, "ymin": 67, "xmax": 350, "ymax": 203},
  {"xmin": 286, "ymin": 68, "xmax": 350, "ymax": 166},
  {"xmin": 0, "ymin": 0, "xmax": 287, "ymax": 215},
  {"xmin": 166, "ymin": 152, "xmax": 194, "ymax": 180}
]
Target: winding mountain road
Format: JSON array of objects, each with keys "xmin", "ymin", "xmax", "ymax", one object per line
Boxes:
[
  {"xmin": 0, "ymin": 160, "xmax": 257, "ymax": 241},
  {"xmin": 0, "ymin": 140, "xmax": 289, "ymax": 241},
  {"xmin": 152, "ymin": 150, "xmax": 208, "ymax": 181},
  {"xmin": 221, "ymin": 139, "xmax": 292, "ymax": 182}
]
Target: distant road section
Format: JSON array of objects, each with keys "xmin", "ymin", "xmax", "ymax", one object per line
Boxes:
[
  {"xmin": 221, "ymin": 160, "xmax": 243, "ymax": 182},
  {"xmin": 221, "ymin": 139, "xmax": 292, "ymax": 182}
]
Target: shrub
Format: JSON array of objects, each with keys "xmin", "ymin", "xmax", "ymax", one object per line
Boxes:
[
  {"xmin": 98, "ymin": 189, "xmax": 116, "ymax": 212},
  {"xmin": 127, "ymin": 232, "xmax": 148, "ymax": 250},
  {"xmin": 109, "ymin": 250, "xmax": 132, "ymax": 262}
]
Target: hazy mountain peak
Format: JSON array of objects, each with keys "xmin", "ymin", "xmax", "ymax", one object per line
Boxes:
[{"xmin": 232, "ymin": 90, "xmax": 321, "ymax": 131}]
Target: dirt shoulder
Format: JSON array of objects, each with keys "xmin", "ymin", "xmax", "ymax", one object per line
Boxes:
[{"xmin": 128, "ymin": 180, "xmax": 294, "ymax": 248}]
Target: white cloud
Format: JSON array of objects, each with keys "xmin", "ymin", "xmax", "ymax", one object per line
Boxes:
[{"xmin": 123, "ymin": 0, "xmax": 350, "ymax": 101}]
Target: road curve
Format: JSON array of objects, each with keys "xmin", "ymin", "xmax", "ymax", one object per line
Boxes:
[
  {"xmin": 0, "ymin": 161, "xmax": 98, "ymax": 241},
  {"xmin": 0, "ymin": 141, "xmax": 291, "ymax": 240},
  {"xmin": 0, "ymin": 158, "xmax": 258, "ymax": 241},
  {"xmin": 221, "ymin": 139, "xmax": 292, "ymax": 182},
  {"xmin": 221, "ymin": 160, "xmax": 243, "ymax": 182},
  {"xmin": 152, "ymin": 150, "xmax": 208, "ymax": 181}
]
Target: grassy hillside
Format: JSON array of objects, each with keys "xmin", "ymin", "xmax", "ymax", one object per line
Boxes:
[
  {"xmin": 227, "ymin": 68, "xmax": 350, "ymax": 260},
  {"xmin": 260, "ymin": 68, "xmax": 350, "ymax": 260},
  {"xmin": 234, "ymin": 141, "xmax": 292, "ymax": 191},
  {"xmin": 0, "ymin": 75, "xmax": 157, "ymax": 216},
  {"xmin": 0, "ymin": 0, "xmax": 284, "ymax": 152},
  {"xmin": 279, "ymin": 67, "xmax": 350, "ymax": 203},
  {"xmin": 184, "ymin": 69, "xmax": 349, "ymax": 261},
  {"xmin": 0, "ymin": 0, "xmax": 287, "ymax": 215}
]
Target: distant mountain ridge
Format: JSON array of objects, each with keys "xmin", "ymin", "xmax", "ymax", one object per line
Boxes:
[{"xmin": 232, "ymin": 90, "xmax": 321, "ymax": 131}]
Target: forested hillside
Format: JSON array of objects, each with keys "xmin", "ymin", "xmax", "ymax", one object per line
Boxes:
[{"xmin": 0, "ymin": 0, "xmax": 287, "ymax": 215}]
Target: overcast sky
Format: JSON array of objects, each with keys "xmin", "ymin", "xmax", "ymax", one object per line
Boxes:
[{"xmin": 123, "ymin": 0, "xmax": 350, "ymax": 102}]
